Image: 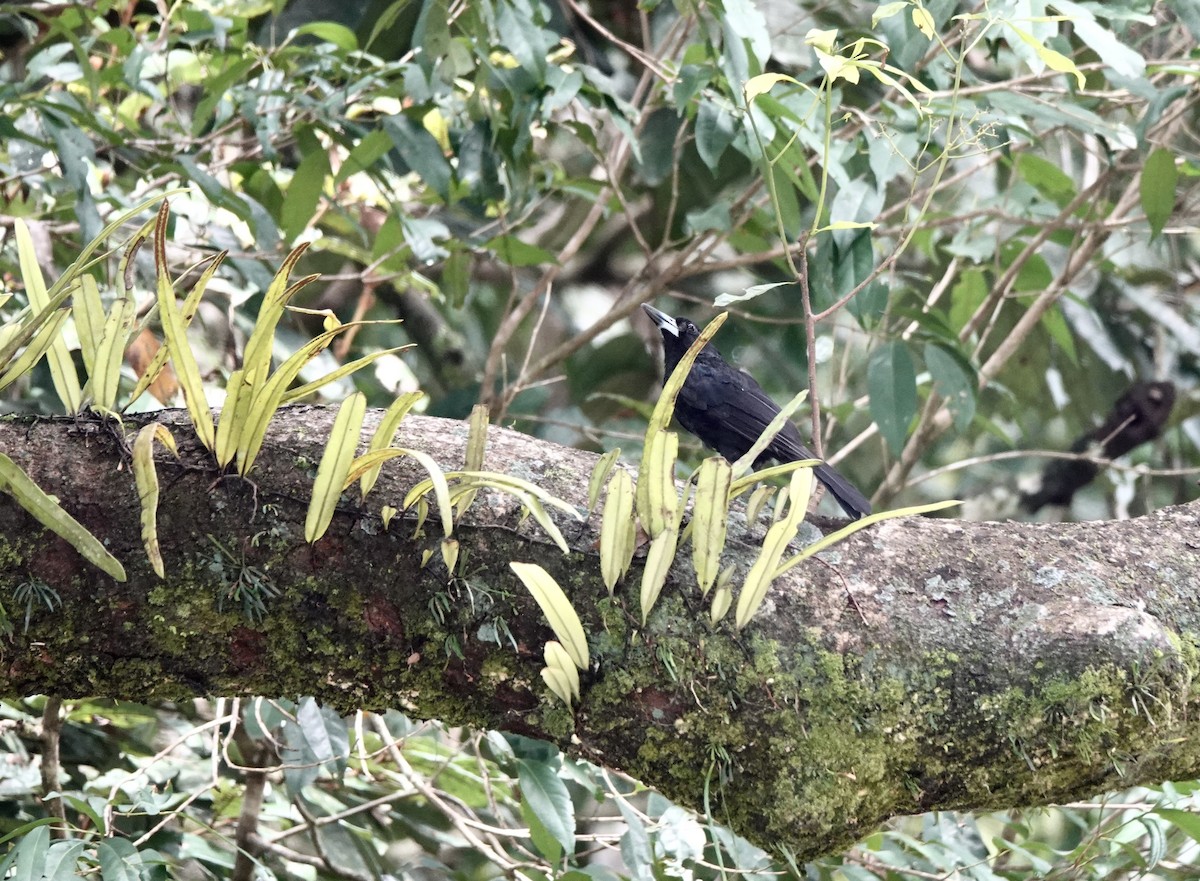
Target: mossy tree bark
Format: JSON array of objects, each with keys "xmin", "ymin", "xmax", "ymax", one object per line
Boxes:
[{"xmin": 1, "ymin": 407, "xmax": 1198, "ymax": 858}]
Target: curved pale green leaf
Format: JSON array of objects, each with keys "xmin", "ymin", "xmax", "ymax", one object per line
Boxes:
[
  {"xmin": 358, "ymin": 391, "xmax": 426, "ymax": 498},
  {"xmin": 305, "ymin": 392, "xmax": 367, "ymax": 543},
  {"xmin": 133, "ymin": 423, "xmax": 179, "ymax": 578},
  {"xmin": 692, "ymin": 457, "xmax": 731, "ymax": 595},
  {"xmin": 730, "ymin": 388, "xmax": 808, "ymax": 477},
  {"xmin": 600, "ymin": 468, "xmax": 636, "ymax": 594},
  {"xmin": 0, "ymin": 453, "xmax": 126, "ymax": 581},
  {"xmin": 16, "ymin": 220, "xmax": 81, "ymax": 412},
  {"xmin": 587, "ymin": 447, "xmax": 621, "ymax": 514},
  {"xmin": 734, "ymin": 469, "xmax": 811, "ymax": 629},
  {"xmin": 154, "ymin": 203, "xmax": 214, "ymax": 450},
  {"xmin": 1142, "ymin": 147, "xmax": 1177, "ymax": 240},
  {"xmin": 774, "ymin": 499, "xmax": 961, "ymax": 578},
  {"xmin": 510, "ymin": 562, "xmax": 588, "ymax": 670},
  {"xmin": 640, "ymin": 524, "xmax": 678, "ymax": 625},
  {"xmin": 636, "ymin": 429, "xmax": 678, "ymax": 538},
  {"xmin": 0, "ymin": 310, "xmax": 71, "ymax": 395}
]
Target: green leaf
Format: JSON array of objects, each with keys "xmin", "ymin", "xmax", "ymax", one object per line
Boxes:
[
  {"xmin": 98, "ymin": 838, "xmax": 144, "ymax": 881},
  {"xmin": 0, "ymin": 453, "xmax": 126, "ymax": 581},
  {"xmin": 692, "ymin": 457, "xmax": 731, "ymax": 595},
  {"xmin": 1016, "ymin": 153, "xmax": 1076, "ymax": 207},
  {"xmin": 14, "ymin": 824, "xmax": 49, "ymax": 881},
  {"xmin": 695, "ymin": 100, "xmax": 737, "ymax": 170},
  {"xmin": 1049, "ymin": 0, "xmax": 1145, "ymax": 78},
  {"xmin": 510, "ymin": 562, "xmax": 589, "ymax": 669},
  {"xmin": 868, "ymin": 341, "xmax": 917, "ymax": 455},
  {"xmin": 517, "ymin": 758, "xmax": 575, "ymax": 857},
  {"xmin": 1039, "ymin": 302, "xmax": 1078, "ymax": 364},
  {"xmin": 281, "ymin": 148, "xmax": 331, "ymax": 242},
  {"xmin": 383, "ymin": 115, "xmax": 452, "ymax": 202},
  {"xmin": 335, "ymin": 129, "xmax": 392, "ymax": 183},
  {"xmin": 43, "ymin": 840, "xmax": 86, "ymax": 881},
  {"xmin": 295, "ymin": 697, "xmax": 349, "ymax": 775},
  {"xmin": 923, "ymin": 343, "xmax": 976, "ymax": 433},
  {"xmin": 306, "ymin": 392, "xmax": 367, "ymax": 543},
  {"xmin": 1154, "ymin": 808, "xmax": 1200, "ymax": 843},
  {"xmin": 15, "ymin": 220, "xmax": 81, "ymax": 412},
  {"xmin": 1141, "ymin": 147, "xmax": 1177, "ymax": 240},
  {"xmin": 485, "ymin": 234, "xmax": 556, "ymax": 267},
  {"xmin": 295, "ymin": 21, "xmax": 358, "ymax": 51}
]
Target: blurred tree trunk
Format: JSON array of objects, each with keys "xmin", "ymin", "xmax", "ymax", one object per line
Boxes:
[{"xmin": 0, "ymin": 407, "xmax": 1197, "ymax": 859}]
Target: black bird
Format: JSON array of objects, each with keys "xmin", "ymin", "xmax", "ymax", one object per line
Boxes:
[
  {"xmin": 1021, "ymin": 380, "xmax": 1175, "ymax": 513},
  {"xmin": 642, "ymin": 304, "xmax": 871, "ymax": 519}
]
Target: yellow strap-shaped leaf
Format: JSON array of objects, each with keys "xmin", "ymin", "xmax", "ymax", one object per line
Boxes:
[
  {"xmin": 692, "ymin": 457, "xmax": 732, "ymax": 595},
  {"xmin": 133, "ymin": 423, "xmax": 179, "ymax": 578},
  {"xmin": 730, "ymin": 389, "xmax": 808, "ymax": 478},
  {"xmin": 543, "ymin": 640, "xmax": 580, "ymax": 702},
  {"xmin": 744, "ymin": 484, "xmax": 775, "ymax": 525},
  {"xmin": 709, "ymin": 565, "xmax": 735, "ymax": 625},
  {"xmin": 599, "ymin": 468, "xmax": 635, "ymax": 594},
  {"xmin": 729, "ymin": 459, "xmax": 821, "ymax": 498},
  {"xmin": 465, "ymin": 404, "xmax": 490, "ymax": 471},
  {"xmin": 587, "ymin": 447, "xmax": 621, "ymax": 514},
  {"xmin": 455, "ymin": 404, "xmax": 490, "ymax": 519},
  {"xmin": 240, "ymin": 244, "xmax": 313, "ymax": 390},
  {"xmin": 734, "ymin": 469, "xmax": 812, "ymax": 629},
  {"xmin": 15, "ymin": 220, "xmax": 82, "ymax": 412},
  {"xmin": 540, "ymin": 665, "xmax": 576, "ymax": 708},
  {"xmin": 305, "ymin": 393, "xmax": 367, "ymax": 543},
  {"xmin": 128, "ymin": 248, "xmax": 224, "ymax": 407},
  {"xmin": 453, "ymin": 471, "xmax": 582, "ymax": 519},
  {"xmin": 0, "ymin": 310, "xmax": 71, "ymax": 395},
  {"xmin": 639, "ymin": 524, "xmax": 678, "ymax": 625},
  {"xmin": 214, "ymin": 368, "xmax": 249, "ymax": 469},
  {"xmin": 379, "ymin": 448, "xmax": 453, "ymax": 537},
  {"xmin": 153, "ymin": 203, "xmax": 215, "ymax": 450},
  {"xmin": 773, "ymin": 499, "xmax": 961, "ymax": 578},
  {"xmin": 0, "ymin": 282, "xmax": 76, "ymax": 374},
  {"xmin": 89, "ymin": 284, "xmax": 136, "ymax": 412},
  {"xmin": 358, "ymin": 391, "xmax": 426, "ymax": 499},
  {"xmin": 441, "ymin": 537, "xmax": 459, "ymax": 572},
  {"xmin": 74, "ymin": 271, "xmax": 105, "ymax": 375},
  {"xmin": 510, "ymin": 562, "xmax": 589, "ymax": 670},
  {"xmin": 235, "ymin": 324, "xmax": 349, "ymax": 475},
  {"xmin": 0, "ymin": 453, "xmax": 126, "ymax": 581},
  {"xmin": 280, "ymin": 345, "xmax": 411, "ymax": 406},
  {"xmin": 636, "ymin": 429, "xmax": 678, "ymax": 538}
]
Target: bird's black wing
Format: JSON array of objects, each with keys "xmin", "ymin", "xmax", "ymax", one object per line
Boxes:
[{"xmin": 677, "ymin": 360, "xmax": 872, "ymax": 517}]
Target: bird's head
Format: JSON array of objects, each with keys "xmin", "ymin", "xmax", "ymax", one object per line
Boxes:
[{"xmin": 642, "ymin": 304, "xmax": 703, "ymax": 366}]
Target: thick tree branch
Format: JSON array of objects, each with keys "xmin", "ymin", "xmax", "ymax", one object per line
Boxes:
[{"xmin": 0, "ymin": 408, "xmax": 1198, "ymax": 859}]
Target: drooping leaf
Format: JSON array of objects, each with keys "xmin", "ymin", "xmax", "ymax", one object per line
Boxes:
[
  {"xmin": 133, "ymin": 423, "xmax": 179, "ymax": 578},
  {"xmin": 1141, "ymin": 147, "xmax": 1178, "ymax": 240},
  {"xmin": 510, "ymin": 562, "xmax": 589, "ymax": 670},
  {"xmin": 868, "ymin": 341, "xmax": 918, "ymax": 455}
]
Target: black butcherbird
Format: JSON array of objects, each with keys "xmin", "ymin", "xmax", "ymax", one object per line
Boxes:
[{"xmin": 642, "ymin": 304, "xmax": 871, "ymax": 519}]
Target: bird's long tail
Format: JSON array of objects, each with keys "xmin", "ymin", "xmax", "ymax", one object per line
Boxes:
[{"xmin": 813, "ymin": 462, "xmax": 872, "ymax": 519}]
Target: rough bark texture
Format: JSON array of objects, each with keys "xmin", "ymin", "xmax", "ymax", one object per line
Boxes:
[{"xmin": 1, "ymin": 407, "xmax": 1198, "ymax": 858}]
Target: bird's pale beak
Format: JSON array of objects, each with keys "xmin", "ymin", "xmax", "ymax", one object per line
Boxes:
[{"xmin": 641, "ymin": 304, "xmax": 679, "ymax": 336}]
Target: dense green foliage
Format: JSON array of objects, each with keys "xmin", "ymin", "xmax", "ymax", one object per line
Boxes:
[{"xmin": 2, "ymin": 0, "xmax": 1200, "ymax": 877}]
